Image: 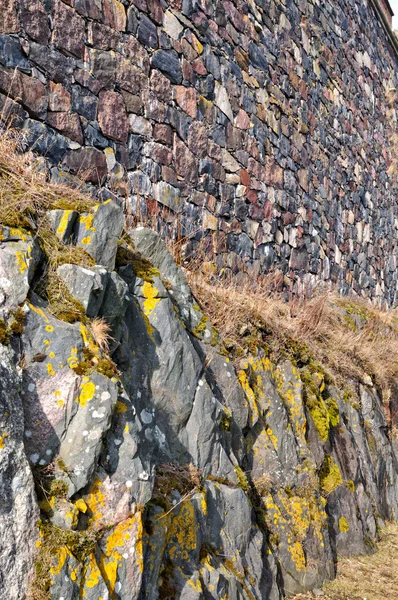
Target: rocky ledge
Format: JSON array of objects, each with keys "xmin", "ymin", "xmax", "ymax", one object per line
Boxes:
[{"xmin": 1, "ymin": 194, "xmax": 398, "ymax": 600}]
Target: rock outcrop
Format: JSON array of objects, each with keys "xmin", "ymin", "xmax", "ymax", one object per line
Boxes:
[
  {"xmin": 1, "ymin": 196, "xmax": 398, "ymax": 599},
  {"xmin": 1, "ymin": 0, "xmax": 398, "ymax": 304}
]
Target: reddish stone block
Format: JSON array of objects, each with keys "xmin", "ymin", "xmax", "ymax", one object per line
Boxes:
[
  {"xmin": 187, "ymin": 122, "xmax": 208, "ymax": 158},
  {"xmin": 283, "ymin": 212, "xmax": 296, "ymax": 226},
  {"xmin": 0, "ymin": 0, "xmax": 19, "ymax": 34},
  {"xmin": 264, "ymin": 201, "xmax": 272, "ymax": 222},
  {"xmin": 264, "ymin": 158, "xmax": 283, "ymax": 187},
  {"xmin": 104, "ymin": 0, "xmax": 126, "ymax": 31},
  {"xmin": 125, "ymin": 37, "xmax": 150, "ymax": 75},
  {"xmin": 174, "ymin": 86, "xmax": 197, "ymax": 118},
  {"xmin": 192, "ymin": 58, "xmax": 207, "ymax": 75},
  {"xmin": 52, "ymin": 0, "xmax": 85, "ymax": 59},
  {"xmin": 234, "ymin": 109, "xmax": 251, "ymax": 130},
  {"xmin": 121, "ymin": 91, "xmax": 143, "ymax": 114},
  {"xmin": 19, "ymin": 0, "xmax": 49, "ymax": 43},
  {"xmin": 98, "ymin": 91, "xmax": 129, "ymax": 143},
  {"xmin": 173, "ymin": 134, "xmax": 197, "ymax": 184},
  {"xmin": 144, "ymin": 142, "xmax": 172, "ymax": 165},
  {"xmin": 148, "ymin": 0, "xmax": 163, "ymax": 24},
  {"xmin": 75, "ymin": 0, "xmax": 102, "ymax": 20},
  {"xmin": 47, "ymin": 112, "xmax": 84, "ymax": 145},
  {"xmin": 63, "ymin": 147, "xmax": 107, "ymax": 183},
  {"xmin": 87, "ymin": 22, "xmax": 120, "ymax": 50},
  {"xmin": 245, "ymin": 188, "xmax": 257, "ymax": 203},
  {"xmin": 240, "ymin": 169, "xmax": 250, "ymax": 186},
  {"xmin": 153, "ymin": 123, "xmax": 172, "ymax": 145},
  {"xmin": 182, "ymin": 58, "xmax": 194, "ymax": 83},
  {"xmin": 116, "ymin": 56, "xmax": 147, "ymax": 94},
  {"xmin": 49, "ymin": 82, "xmax": 71, "ymax": 112},
  {"xmin": 0, "ymin": 67, "xmax": 47, "ymax": 118},
  {"xmin": 298, "ymin": 168, "xmax": 309, "ymax": 192},
  {"xmin": 162, "ymin": 165, "xmax": 178, "ymax": 185},
  {"xmin": 150, "ymin": 70, "xmax": 172, "ymax": 102}
]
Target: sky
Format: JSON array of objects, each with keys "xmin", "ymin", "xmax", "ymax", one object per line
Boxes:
[{"xmin": 391, "ymin": 0, "xmax": 398, "ymax": 28}]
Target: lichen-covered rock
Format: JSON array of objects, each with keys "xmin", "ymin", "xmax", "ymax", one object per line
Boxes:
[
  {"xmin": 75, "ymin": 200, "xmax": 123, "ymax": 270},
  {"xmin": 0, "ymin": 345, "xmax": 39, "ymax": 600},
  {"xmin": 2, "ymin": 198, "xmax": 398, "ymax": 600},
  {"xmin": 0, "ymin": 226, "xmax": 40, "ymax": 315},
  {"xmin": 57, "ymin": 263, "xmax": 109, "ymax": 317}
]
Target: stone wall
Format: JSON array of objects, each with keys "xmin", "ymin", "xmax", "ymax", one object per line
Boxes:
[{"xmin": 0, "ymin": 0, "xmax": 398, "ymax": 303}]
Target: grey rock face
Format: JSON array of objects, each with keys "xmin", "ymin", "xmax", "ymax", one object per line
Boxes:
[
  {"xmin": 0, "ymin": 345, "xmax": 39, "ymax": 600},
  {"xmin": 57, "ymin": 263, "xmax": 109, "ymax": 317},
  {"xmin": 75, "ymin": 200, "xmax": 123, "ymax": 270},
  {"xmin": 1, "ymin": 210, "xmax": 398, "ymax": 600},
  {"xmin": 0, "ymin": 227, "xmax": 40, "ymax": 315}
]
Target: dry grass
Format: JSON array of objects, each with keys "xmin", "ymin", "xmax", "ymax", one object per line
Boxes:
[
  {"xmin": 0, "ymin": 130, "xmax": 97, "ymax": 229},
  {"xmin": 89, "ymin": 317, "xmax": 112, "ymax": 352},
  {"xmin": 294, "ymin": 522, "xmax": 398, "ymax": 600},
  {"xmin": 188, "ymin": 271, "xmax": 398, "ymax": 395}
]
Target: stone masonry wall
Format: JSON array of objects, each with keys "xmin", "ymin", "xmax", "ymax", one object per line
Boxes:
[{"xmin": 0, "ymin": 0, "xmax": 398, "ymax": 303}]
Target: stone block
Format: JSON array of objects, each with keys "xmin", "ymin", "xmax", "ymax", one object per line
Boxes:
[
  {"xmin": 62, "ymin": 147, "xmax": 107, "ymax": 183},
  {"xmin": 19, "ymin": 0, "xmax": 49, "ymax": 43},
  {"xmin": 98, "ymin": 90, "xmax": 129, "ymax": 143},
  {"xmin": 52, "ymin": 0, "xmax": 85, "ymax": 59}
]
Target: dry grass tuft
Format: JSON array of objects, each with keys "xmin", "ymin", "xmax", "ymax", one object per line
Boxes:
[
  {"xmin": 188, "ymin": 271, "xmax": 398, "ymax": 395},
  {"xmin": 0, "ymin": 130, "xmax": 96, "ymax": 230},
  {"xmin": 152, "ymin": 462, "xmax": 202, "ymax": 511},
  {"xmin": 294, "ymin": 522, "xmax": 398, "ymax": 600},
  {"xmin": 89, "ymin": 317, "xmax": 112, "ymax": 352}
]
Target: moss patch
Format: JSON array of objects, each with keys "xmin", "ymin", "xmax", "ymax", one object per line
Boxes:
[
  {"xmin": 319, "ymin": 455, "xmax": 343, "ymax": 495},
  {"xmin": 116, "ymin": 234, "xmax": 160, "ymax": 283},
  {"xmin": 339, "ymin": 516, "xmax": 350, "ymax": 533}
]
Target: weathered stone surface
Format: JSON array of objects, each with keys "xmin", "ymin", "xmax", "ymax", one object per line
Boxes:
[
  {"xmin": 0, "ymin": 35, "xmax": 30, "ymax": 70},
  {"xmin": 0, "ymin": 345, "xmax": 39, "ymax": 600},
  {"xmin": 0, "ymin": 228, "xmax": 40, "ymax": 315},
  {"xmin": 98, "ymin": 90, "xmax": 129, "ymax": 143},
  {"xmin": 47, "ymin": 209, "xmax": 78, "ymax": 242},
  {"xmin": 23, "ymin": 119, "xmax": 69, "ymax": 164},
  {"xmin": 174, "ymin": 85, "xmax": 197, "ymax": 118},
  {"xmin": 151, "ymin": 49, "xmax": 182, "ymax": 84},
  {"xmin": 19, "ymin": 0, "xmax": 50, "ymax": 43},
  {"xmin": 62, "ymin": 147, "xmax": 107, "ymax": 184},
  {"xmin": 104, "ymin": 0, "xmax": 126, "ymax": 31},
  {"xmin": 0, "ymin": 67, "xmax": 47, "ymax": 119},
  {"xmin": 57, "ymin": 264, "xmax": 109, "ymax": 317},
  {"xmin": 75, "ymin": 201, "xmax": 124, "ymax": 270},
  {"xmin": 52, "ymin": 0, "xmax": 85, "ymax": 58},
  {"xmin": 75, "ymin": 0, "xmax": 102, "ymax": 20},
  {"xmin": 47, "ymin": 112, "xmax": 84, "ymax": 145},
  {"xmin": 0, "ymin": 0, "xmax": 19, "ymax": 34},
  {"xmin": 48, "ymin": 82, "xmax": 71, "ymax": 112}
]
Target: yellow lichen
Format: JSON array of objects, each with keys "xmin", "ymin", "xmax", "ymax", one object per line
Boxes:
[{"xmin": 142, "ymin": 281, "xmax": 160, "ymax": 315}]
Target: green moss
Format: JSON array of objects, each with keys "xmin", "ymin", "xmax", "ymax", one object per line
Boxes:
[
  {"xmin": 193, "ymin": 314, "xmax": 208, "ymax": 338},
  {"xmin": 343, "ymin": 315, "xmax": 356, "ymax": 331},
  {"xmin": 301, "ymin": 367, "xmax": 339, "ymax": 441},
  {"xmin": 96, "ymin": 356, "xmax": 119, "ymax": 379},
  {"xmin": 0, "ymin": 319, "xmax": 9, "ymax": 345},
  {"xmin": 234, "ymin": 466, "xmax": 249, "ymax": 493},
  {"xmin": 57, "ymin": 458, "xmax": 68, "ymax": 473},
  {"xmin": 48, "ymin": 479, "xmax": 68, "ymax": 498},
  {"xmin": 345, "ymin": 480, "xmax": 355, "ymax": 492},
  {"xmin": 319, "ymin": 454, "xmax": 343, "ymax": 495},
  {"xmin": 115, "ymin": 235, "xmax": 160, "ymax": 283},
  {"xmin": 220, "ymin": 406, "xmax": 232, "ymax": 432},
  {"xmin": 343, "ymin": 301, "xmax": 371, "ymax": 322},
  {"xmin": 339, "ymin": 516, "xmax": 350, "ymax": 533},
  {"xmin": 45, "ymin": 272, "xmax": 88, "ymax": 325},
  {"xmin": 10, "ymin": 306, "xmax": 25, "ymax": 335}
]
